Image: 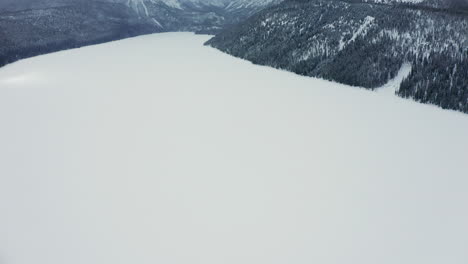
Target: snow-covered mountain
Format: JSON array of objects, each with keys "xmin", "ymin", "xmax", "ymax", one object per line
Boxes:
[
  {"xmin": 107, "ymin": 0, "xmax": 282, "ymax": 27},
  {"xmin": 108, "ymin": 0, "xmax": 226, "ymax": 12},
  {"xmin": 207, "ymin": 0, "xmax": 468, "ymax": 113},
  {"xmin": 115, "ymin": 0, "xmax": 282, "ymax": 12}
]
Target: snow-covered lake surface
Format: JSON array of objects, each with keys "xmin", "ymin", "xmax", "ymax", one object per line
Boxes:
[{"xmin": 1, "ymin": 32, "xmax": 468, "ymax": 264}]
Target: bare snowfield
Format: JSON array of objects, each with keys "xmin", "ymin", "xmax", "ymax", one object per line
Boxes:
[{"xmin": 1, "ymin": 32, "xmax": 468, "ymax": 264}]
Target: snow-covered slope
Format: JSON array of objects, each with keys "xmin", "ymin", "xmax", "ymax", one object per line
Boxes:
[
  {"xmin": 114, "ymin": 0, "xmax": 281, "ymax": 23},
  {"xmin": 119, "ymin": 0, "xmax": 281, "ymax": 12},
  {"xmin": 1, "ymin": 33, "xmax": 468, "ymax": 264},
  {"xmin": 226, "ymin": 0, "xmax": 282, "ymax": 10},
  {"xmin": 111, "ymin": 0, "xmax": 226, "ymax": 12},
  {"xmin": 106, "ymin": 0, "xmax": 281, "ymax": 16},
  {"xmin": 116, "ymin": 0, "xmax": 234, "ymax": 30}
]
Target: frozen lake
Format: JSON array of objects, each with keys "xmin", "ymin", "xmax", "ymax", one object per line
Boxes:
[{"xmin": 1, "ymin": 32, "xmax": 468, "ymax": 264}]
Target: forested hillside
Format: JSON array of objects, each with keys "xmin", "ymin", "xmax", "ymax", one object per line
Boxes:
[
  {"xmin": 206, "ymin": 0, "xmax": 468, "ymax": 113},
  {"xmin": 0, "ymin": 2, "xmax": 158, "ymax": 68},
  {"xmin": 0, "ymin": 0, "xmax": 281, "ymax": 68}
]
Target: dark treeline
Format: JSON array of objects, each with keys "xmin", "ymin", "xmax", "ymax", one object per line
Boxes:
[
  {"xmin": 0, "ymin": 31, "xmax": 153, "ymax": 68},
  {"xmin": 400, "ymin": 53, "xmax": 468, "ymax": 112},
  {"xmin": 0, "ymin": 1, "xmax": 160, "ymax": 68}
]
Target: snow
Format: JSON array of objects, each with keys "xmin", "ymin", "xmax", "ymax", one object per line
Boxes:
[
  {"xmin": 160, "ymin": 0, "xmax": 183, "ymax": 9},
  {"xmin": 1, "ymin": 32, "xmax": 468, "ymax": 264},
  {"xmin": 125, "ymin": 0, "xmax": 182, "ymax": 13},
  {"xmin": 226, "ymin": 0, "xmax": 280, "ymax": 10},
  {"xmin": 339, "ymin": 16, "xmax": 375, "ymax": 51},
  {"xmin": 122, "ymin": 0, "xmax": 229, "ymax": 12},
  {"xmin": 377, "ymin": 62, "xmax": 412, "ymax": 95},
  {"xmin": 152, "ymin": 18, "xmax": 164, "ymax": 28}
]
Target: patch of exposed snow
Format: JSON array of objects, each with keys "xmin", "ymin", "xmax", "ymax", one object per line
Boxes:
[
  {"xmin": 152, "ymin": 18, "xmax": 163, "ymax": 28},
  {"xmin": 226, "ymin": 0, "xmax": 281, "ymax": 10},
  {"xmin": 377, "ymin": 62, "xmax": 412, "ymax": 95},
  {"xmin": 160, "ymin": 0, "xmax": 182, "ymax": 9},
  {"xmin": 339, "ymin": 16, "xmax": 375, "ymax": 51},
  {"xmin": 141, "ymin": 0, "xmax": 149, "ymax": 16}
]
